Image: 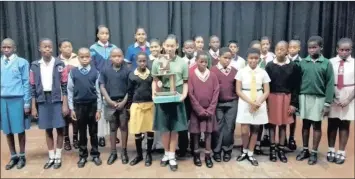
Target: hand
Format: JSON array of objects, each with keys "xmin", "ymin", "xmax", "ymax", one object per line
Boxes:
[
  {"xmin": 95, "ymin": 111, "xmax": 101, "ymax": 122},
  {"xmin": 339, "ymin": 99, "xmax": 351, "ymax": 107},
  {"xmin": 322, "ymin": 106, "xmax": 330, "ymax": 116},
  {"xmin": 116, "ymin": 101, "xmax": 125, "ymax": 110},
  {"xmin": 71, "ymin": 110, "xmax": 77, "ymax": 121},
  {"xmin": 288, "ymin": 105, "xmax": 296, "ymax": 115},
  {"xmin": 249, "ymin": 101, "xmax": 260, "ymax": 113},
  {"xmin": 31, "ymin": 107, "xmax": 38, "ymax": 119},
  {"xmin": 334, "ymin": 98, "xmax": 341, "ymax": 106},
  {"xmin": 62, "ymin": 105, "xmax": 69, "ymax": 116},
  {"xmin": 24, "ymin": 108, "xmax": 31, "ymax": 115},
  {"xmin": 179, "ymin": 95, "xmax": 186, "ymax": 102},
  {"xmin": 204, "ymin": 110, "xmax": 212, "ymax": 117},
  {"xmin": 108, "ymin": 100, "xmax": 118, "ymax": 108}
]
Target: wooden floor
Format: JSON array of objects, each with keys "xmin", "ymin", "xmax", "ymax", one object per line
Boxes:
[{"xmin": 1, "ymin": 120, "xmax": 354, "ymax": 178}]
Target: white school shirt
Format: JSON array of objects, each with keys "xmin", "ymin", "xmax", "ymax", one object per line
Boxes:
[
  {"xmin": 235, "ymin": 65, "xmax": 271, "ymax": 90},
  {"xmin": 329, "ymin": 55, "xmax": 355, "ymax": 120},
  {"xmin": 149, "ymin": 54, "xmax": 159, "ymax": 61},
  {"xmin": 39, "ymin": 57, "xmax": 55, "ymax": 92},
  {"xmin": 261, "ymin": 51, "xmax": 275, "ymax": 64},
  {"xmin": 182, "ymin": 56, "xmax": 196, "ymax": 68},
  {"xmin": 230, "ymin": 55, "xmax": 246, "ymax": 70}
]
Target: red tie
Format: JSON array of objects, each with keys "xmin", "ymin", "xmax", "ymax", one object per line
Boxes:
[{"xmin": 337, "ymin": 60, "xmax": 345, "ymax": 89}]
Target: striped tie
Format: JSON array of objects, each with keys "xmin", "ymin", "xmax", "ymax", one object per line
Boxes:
[
  {"xmin": 4, "ymin": 58, "xmax": 9, "ymax": 65},
  {"xmin": 250, "ymin": 71, "xmax": 257, "ymax": 101},
  {"xmin": 81, "ymin": 68, "xmax": 88, "ymax": 75}
]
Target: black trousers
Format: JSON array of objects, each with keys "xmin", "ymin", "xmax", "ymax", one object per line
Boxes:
[{"xmin": 75, "ymin": 102, "xmax": 100, "ymax": 159}]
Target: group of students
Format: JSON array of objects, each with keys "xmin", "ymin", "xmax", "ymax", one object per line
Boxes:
[{"xmin": 1, "ymin": 25, "xmax": 354, "ymax": 173}]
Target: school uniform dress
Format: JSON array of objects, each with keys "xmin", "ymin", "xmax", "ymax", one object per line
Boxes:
[
  {"xmin": 127, "ymin": 69, "xmax": 154, "ymax": 134},
  {"xmin": 188, "ymin": 68, "xmax": 219, "ymax": 133},
  {"xmin": 235, "ymin": 65, "xmax": 270, "ymax": 125},
  {"xmin": 125, "ymin": 42, "xmax": 151, "ymax": 70},
  {"xmin": 152, "ymin": 56, "xmax": 188, "ymax": 132},
  {"xmin": 1, "ymin": 54, "xmax": 31, "ymax": 134},
  {"xmin": 90, "ymin": 41, "xmax": 117, "ymax": 138},
  {"xmin": 299, "ymin": 55, "xmax": 335, "ymax": 122},
  {"xmin": 99, "ymin": 61, "xmax": 130, "ymax": 130},
  {"xmin": 210, "ymin": 63, "xmax": 238, "ymax": 153},
  {"xmin": 329, "ymin": 56, "xmax": 354, "ymax": 121},
  {"xmin": 207, "ymin": 49, "xmax": 219, "ymax": 68},
  {"xmin": 230, "ymin": 55, "xmax": 246, "ymax": 71},
  {"xmin": 265, "ymin": 59, "xmax": 301, "ymax": 125},
  {"xmin": 30, "ymin": 57, "xmax": 68, "ymax": 129},
  {"xmin": 67, "ymin": 65, "xmax": 102, "ymax": 158}
]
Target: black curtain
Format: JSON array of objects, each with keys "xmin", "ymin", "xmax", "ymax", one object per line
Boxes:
[{"xmin": 0, "ymin": 1, "xmax": 354, "ymax": 62}]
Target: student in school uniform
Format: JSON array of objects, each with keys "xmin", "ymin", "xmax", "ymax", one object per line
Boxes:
[
  {"xmin": 265, "ymin": 41, "xmax": 301, "ymax": 163},
  {"xmin": 1, "ymin": 38, "xmax": 31, "ymax": 170},
  {"xmin": 148, "ymin": 38, "xmax": 162, "ymax": 62},
  {"xmin": 296, "ymin": 36, "xmax": 335, "ymax": 165},
  {"xmin": 228, "ymin": 40, "xmax": 246, "ymax": 70},
  {"xmin": 100, "ymin": 48, "xmax": 130, "ymax": 165},
  {"xmin": 286, "ymin": 38, "xmax": 303, "ymax": 151},
  {"xmin": 151, "ymin": 34, "xmax": 189, "ymax": 172},
  {"xmin": 67, "ymin": 48, "xmax": 102, "ymax": 168},
  {"xmin": 188, "ymin": 51, "xmax": 219, "ymax": 168},
  {"xmin": 207, "ymin": 35, "xmax": 221, "ymax": 68},
  {"xmin": 125, "ymin": 27, "xmax": 151, "ymax": 70},
  {"xmin": 58, "ymin": 39, "xmax": 80, "ymax": 151},
  {"xmin": 127, "ymin": 52, "xmax": 155, "ymax": 167},
  {"xmin": 193, "ymin": 35, "xmax": 205, "ymax": 57},
  {"xmin": 30, "ymin": 38, "xmax": 69, "ymax": 169},
  {"xmin": 90, "ymin": 25, "xmax": 119, "ymax": 147},
  {"xmin": 327, "ymin": 38, "xmax": 354, "ymax": 165},
  {"xmin": 235, "ymin": 48, "xmax": 271, "ymax": 166},
  {"xmin": 210, "ymin": 47, "xmax": 238, "ymax": 163}
]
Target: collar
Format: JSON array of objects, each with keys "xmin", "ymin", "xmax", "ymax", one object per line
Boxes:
[
  {"xmin": 273, "ymin": 58, "xmax": 290, "ymax": 65},
  {"xmin": 209, "ymin": 49, "xmax": 219, "ymax": 55},
  {"xmin": 39, "ymin": 57, "xmax": 55, "ymax": 64},
  {"xmin": 245, "ymin": 64, "xmax": 260, "ymax": 72},
  {"xmin": 336, "ymin": 55, "xmax": 352, "ymax": 62},
  {"xmin": 134, "ymin": 41, "xmax": 150, "ymax": 48},
  {"xmin": 60, "ymin": 53, "xmax": 77, "ymax": 61},
  {"xmin": 1, "ymin": 54, "xmax": 16, "ymax": 61},
  {"xmin": 216, "ymin": 62, "xmax": 231, "ymax": 71},
  {"xmin": 305, "ymin": 55, "xmax": 325, "ymax": 62},
  {"xmin": 149, "ymin": 54, "xmax": 159, "ymax": 61},
  {"xmin": 78, "ymin": 64, "xmax": 91, "ymax": 70},
  {"xmin": 97, "ymin": 41, "xmax": 110, "ymax": 47},
  {"xmin": 134, "ymin": 68, "xmax": 150, "ymax": 80}
]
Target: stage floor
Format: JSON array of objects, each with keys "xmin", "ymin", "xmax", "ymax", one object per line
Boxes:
[{"xmin": 1, "ymin": 120, "xmax": 354, "ymax": 178}]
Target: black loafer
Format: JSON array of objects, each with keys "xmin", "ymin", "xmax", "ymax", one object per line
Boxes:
[
  {"xmin": 193, "ymin": 153, "xmax": 202, "ymax": 167},
  {"xmin": 121, "ymin": 151, "xmax": 129, "ymax": 164},
  {"xmin": 205, "ymin": 156, "xmax": 213, "ymax": 168},
  {"xmin": 16, "ymin": 156, "xmax": 26, "ymax": 169},
  {"xmin": 288, "ymin": 137, "xmax": 297, "ymax": 151},
  {"xmin": 223, "ymin": 152, "xmax": 232, "ymax": 162},
  {"xmin": 53, "ymin": 158, "xmax": 62, "ymax": 169},
  {"xmin": 107, "ymin": 153, "xmax": 118, "ymax": 165},
  {"xmin": 129, "ymin": 156, "xmax": 143, "ymax": 166},
  {"xmin": 277, "ymin": 149, "xmax": 288, "ymax": 163},
  {"xmin": 269, "ymin": 148, "xmax": 277, "ymax": 162},
  {"xmin": 98, "ymin": 137, "xmax": 106, "ymax": 147},
  {"xmin": 145, "ymin": 154, "xmax": 152, "ymax": 167},
  {"xmin": 213, "ymin": 153, "xmax": 222, "ymax": 162},
  {"xmin": 92, "ymin": 157, "xmax": 102, "ymax": 166},
  {"xmin": 43, "ymin": 158, "xmax": 55, "ymax": 169},
  {"xmin": 247, "ymin": 155, "xmax": 259, "ymax": 166},
  {"xmin": 64, "ymin": 140, "xmax": 72, "ymax": 151},
  {"xmin": 236, "ymin": 153, "xmax": 248, "ymax": 162},
  {"xmin": 326, "ymin": 152, "xmax": 335, "ymax": 162},
  {"xmin": 77, "ymin": 158, "xmax": 87, "ymax": 168},
  {"xmin": 296, "ymin": 149, "xmax": 310, "ymax": 161},
  {"xmin": 335, "ymin": 154, "xmax": 346, "ymax": 165},
  {"xmin": 169, "ymin": 159, "xmax": 178, "ymax": 172},
  {"xmin": 5, "ymin": 157, "xmax": 19, "ymax": 170},
  {"xmin": 308, "ymin": 152, "xmax": 317, "ymax": 165}
]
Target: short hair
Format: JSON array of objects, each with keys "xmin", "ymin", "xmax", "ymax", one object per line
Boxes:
[
  {"xmin": 193, "ymin": 35, "xmax": 203, "ymax": 41},
  {"xmin": 276, "ymin": 41, "xmax": 288, "ymax": 48},
  {"xmin": 307, "ymin": 36, "xmax": 323, "ymax": 47},
  {"xmin": 183, "ymin": 39, "xmax": 194, "ymax": 47},
  {"xmin": 135, "ymin": 51, "xmax": 148, "ymax": 61},
  {"xmin": 337, "ymin": 38, "xmax": 353, "ymax": 48},
  {"xmin": 228, "ymin": 40, "xmax": 239, "ymax": 47},
  {"xmin": 249, "ymin": 40, "xmax": 261, "ymax": 48},
  {"xmin": 219, "ymin": 47, "xmax": 232, "ymax": 56},
  {"xmin": 110, "ymin": 47, "xmax": 123, "ymax": 55},
  {"xmin": 196, "ymin": 50, "xmax": 208, "ymax": 60},
  {"xmin": 77, "ymin": 47, "xmax": 90, "ymax": 54},
  {"xmin": 246, "ymin": 48, "xmax": 261, "ymax": 56},
  {"xmin": 164, "ymin": 34, "xmax": 178, "ymax": 44},
  {"xmin": 58, "ymin": 38, "xmax": 72, "ymax": 48},
  {"xmin": 1, "ymin": 38, "xmax": 16, "ymax": 48},
  {"xmin": 261, "ymin": 36, "xmax": 271, "ymax": 43},
  {"xmin": 39, "ymin": 38, "xmax": 53, "ymax": 46},
  {"xmin": 209, "ymin": 35, "xmax": 220, "ymax": 42}
]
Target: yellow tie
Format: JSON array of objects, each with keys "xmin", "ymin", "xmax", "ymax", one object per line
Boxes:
[{"xmin": 250, "ymin": 71, "xmax": 257, "ymax": 101}]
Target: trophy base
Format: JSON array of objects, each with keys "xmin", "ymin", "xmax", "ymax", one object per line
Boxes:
[{"xmin": 153, "ymin": 94, "xmax": 181, "ymax": 104}]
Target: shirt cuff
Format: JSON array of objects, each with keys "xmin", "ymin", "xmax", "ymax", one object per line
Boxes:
[
  {"xmin": 24, "ymin": 103, "xmax": 30, "ymax": 109},
  {"xmin": 324, "ymin": 103, "xmax": 331, "ymax": 107},
  {"xmin": 124, "ymin": 58, "xmax": 131, "ymax": 63}
]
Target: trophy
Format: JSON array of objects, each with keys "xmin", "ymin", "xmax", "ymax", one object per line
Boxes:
[{"xmin": 152, "ymin": 55, "xmax": 181, "ymax": 103}]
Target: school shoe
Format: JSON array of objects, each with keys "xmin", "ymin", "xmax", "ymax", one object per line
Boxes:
[
  {"xmin": 296, "ymin": 149, "xmax": 310, "ymax": 161},
  {"xmin": 130, "ymin": 155, "xmax": 143, "ymax": 166},
  {"xmin": 213, "ymin": 152, "xmax": 222, "ymax": 162},
  {"xmin": 247, "ymin": 155, "xmax": 259, "ymax": 166},
  {"xmin": 269, "ymin": 147, "xmax": 277, "ymax": 162},
  {"xmin": 277, "ymin": 148, "xmax": 288, "ymax": 163},
  {"xmin": 193, "ymin": 153, "xmax": 202, "ymax": 167},
  {"xmin": 73, "ymin": 135, "xmax": 79, "ymax": 149},
  {"xmin": 205, "ymin": 154, "xmax": 213, "ymax": 168},
  {"xmin": 261, "ymin": 135, "xmax": 270, "ymax": 147},
  {"xmin": 98, "ymin": 137, "xmax": 106, "ymax": 147},
  {"xmin": 236, "ymin": 153, "xmax": 248, "ymax": 162},
  {"xmin": 254, "ymin": 145, "xmax": 267, "ymax": 156},
  {"xmin": 326, "ymin": 151, "xmax": 336, "ymax": 162},
  {"xmin": 53, "ymin": 158, "xmax": 62, "ymax": 169},
  {"xmin": 64, "ymin": 137, "xmax": 72, "ymax": 151},
  {"xmin": 16, "ymin": 156, "xmax": 26, "ymax": 169},
  {"xmin": 335, "ymin": 154, "xmax": 345, "ymax": 165},
  {"xmin": 5, "ymin": 157, "xmax": 19, "ymax": 170},
  {"xmin": 107, "ymin": 153, "xmax": 118, "ymax": 165},
  {"xmin": 92, "ymin": 157, "xmax": 102, "ymax": 166},
  {"xmin": 308, "ymin": 152, "xmax": 318, "ymax": 165},
  {"xmin": 77, "ymin": 158, "xmax": 87, "ymax": 168},
  {"xmin": 43, "ymin": 158, "xmax": 55, "ymax": 169},
  {"xmin": 223, "ymin": 151, "xmax": 232, "ymax": 162},
  {"xmin": 288, "ymin": 137, "xmax": 297, "ymax": 151},
  {"xmin": 145, "ymin": 153, "xmax": 152, "ymax": 167},
  {"xmin": 169, "ymin": 159, "xmax": 178, "ymax": 172},
  {"xmin": 121, "ymin": 149, "xmax": 129, "ymax": 164}
]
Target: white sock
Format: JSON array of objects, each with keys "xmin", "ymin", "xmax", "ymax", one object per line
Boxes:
[
  {"xmin": 49, "ymin": 150, "xmax": 55, "ymax": 159},
  {"xmin": 242, "ymin": 148, "xmax": 248, "ymax": 154},
  {"xmin": 311, "ymin": 149, "xmax": 318, "ymax": 153},
  {"xmin": 55, "ymin": 148, "xmax": 62, "ymax": 159},
  {"xmin": 328, "ymin": 147, "xmax": 335, "ymax": 153},
  {"xmin": 168, "ymin": 152, "xmax": 177, "ymax": 165},
  {"xmin": 247, "ymin": 151, "xmax": 254, "ymax": 157},
  {"xmin": 303, "ymin": 147, "xmax": 309, "ymax": 150},
  {"xmin": 162, "ymin": 151, "xmax": 169, "ymax": 161},
  {"xmin": 337, "ymin": 150, "xmax": 346, "ymax": 156}
]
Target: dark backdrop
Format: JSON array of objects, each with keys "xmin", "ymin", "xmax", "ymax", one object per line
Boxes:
[{"xmin": 0, "ymin": 1, "xmax": 354, "ymax": 62}]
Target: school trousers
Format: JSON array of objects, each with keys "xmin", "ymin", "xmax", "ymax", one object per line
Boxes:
[
  {"xmin": 212, "ymin": 100, "xmax": 238, "ymax": 154},
  {"xmin": 74, "ymin": 102, "xmax": 100, "ymax": 159}
]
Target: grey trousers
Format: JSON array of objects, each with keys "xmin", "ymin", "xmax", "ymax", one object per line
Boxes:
[{"xmin": 212, "ymin": 100, "xmax": 238, "ymax": 153}]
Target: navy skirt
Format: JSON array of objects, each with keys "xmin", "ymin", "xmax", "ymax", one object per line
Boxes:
[{"xmin": 38, "ymin": 92, "xmax": 65, "ymax": 130}]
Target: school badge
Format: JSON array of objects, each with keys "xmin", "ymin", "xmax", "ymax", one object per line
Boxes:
[{"xmin": 57, "ymin": 66, "xmax": 64, "ymax": 72}]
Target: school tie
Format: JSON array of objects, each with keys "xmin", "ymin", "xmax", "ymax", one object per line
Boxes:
[
  {"xmin": 250, "ymin": 71, "xmax": 257, "ymax": 101},
  {"xmin": 80, "ymin": 68, "xmax": 88, "ymax": 75},
  {"xmin": 140, "ymin": 46, "xmax": 146, "ymax": 52},
  {"xmin": 337, "ymin": 59, "xmax": 345, "ymax": 89},
  {"xmin": 4, "ymin": 58, "xmax": 9, "ymax": 65}
]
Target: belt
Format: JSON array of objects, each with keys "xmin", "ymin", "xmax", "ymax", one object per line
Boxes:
[
  {"xmin": 44, "ymin": 91, "xmax": 52, "ymax": 94},
  {"xmin": 242, "ymin": 88, "xmax": 263, "ymax": 91},
  {"xmin": 334, "ymin": 84, "xmax": 355, "ymax": 87}
]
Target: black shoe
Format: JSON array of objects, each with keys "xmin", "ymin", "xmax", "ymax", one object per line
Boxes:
[
  {"xmin": 236, "ymin": 153, "xmax": 248, "ymax": 162},
  {"xmin": 288, "ymin": 137, "xmax": 297, "ymax": 151},
  {"xmin": 223, "ymin": 151, "xmax": 232, "ymax": 162},
  {"xmin": 254, "ymin": 146, "xmax": 267, "ymax": 156},
  {"xmin": 308, "ymin": 152, "xmax": 317, "ymax": 165},
  {"xmin": 107, "ymin": 153, "xmax": 118, "ymax": 165},
  {"xmin": 53, "ymin": 158, "xmax": 62, "ymax": 169},
  {"xmin": 121, "ymin": 150, "xmax": 129, "ymax": 164},
  {"xmin": 16, "ymin": 156, "xmax": 26, "ymax": 169},
  {"xmin": 73, "ymin": 137, "xmax": 79, "ymax": 149},
  {"xmin": 277, "ymin": 148, "xmax": 288, "ymax": 163},
  {"xmin": 205, "ymin": 156, "xmax": 213, "ymax": 168},
  {"xmin": 199, "ymin": 139, "xmax": 205, "ymax": 148},
  {"xmin": 261, "ymin": 135, "xmax": 270, "ymax": 147},
  {"xmin": 5, "ymin": 157, "xmax": 19, "ymax": 170},
  {"xmin": 269, "ymin": 147, "xmax": 277, "ymax": 162},
  {"xmin": 296, "ymin": 149, "xmax": 310, "ymax": 161},
  {"xmin": 213, "ymin": 152, "xmax": 221, "ymax": 162},
  {"xmin": 247, "ymin": 155, "xmax": 259, "ymax": 166},
  {"xmin": 43, "ymin": 158, "xmax": 55, "ymax": 169},
  {"xmin": 326, "ymin": 151, "xmax": 336, "ymax": 162},
  {"xmin": 98, "ymin": 137, "xmax": 105, "ymax": 147},
  {"xmin": 116, "ymin": 137, "xmax": 120, "ymax": 144},
  {"xmin": 77, "ymin": 158, "xmax": 87, "ymax": 168},
  {"xmin": 169, "ymin": 159, "xmax": 178, "ymax": 172},
  {"xmin": 335, "ymin": 154, "xmax": 346, "ymax": 165},
  {"xmin": 145, "ymin": 153, "xmax": 152, "ymax": 167},
  {"xmin": 160, "ymin": 159, "xmax": 169, "ymax": 167},
  {"xmin": 92, "ymin": 157, "xmax": 102, "ymax": 166},
  {"xmin": 129, "ymin": 155, "xmax": 143, "ymax": 166},
  {"xmin": 64, "ymin": 138, "xmax": 72, "ymax": 151},
  {"xmin": 193, "ymin": 153, "xmax": 202, "ymax": 167}
]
